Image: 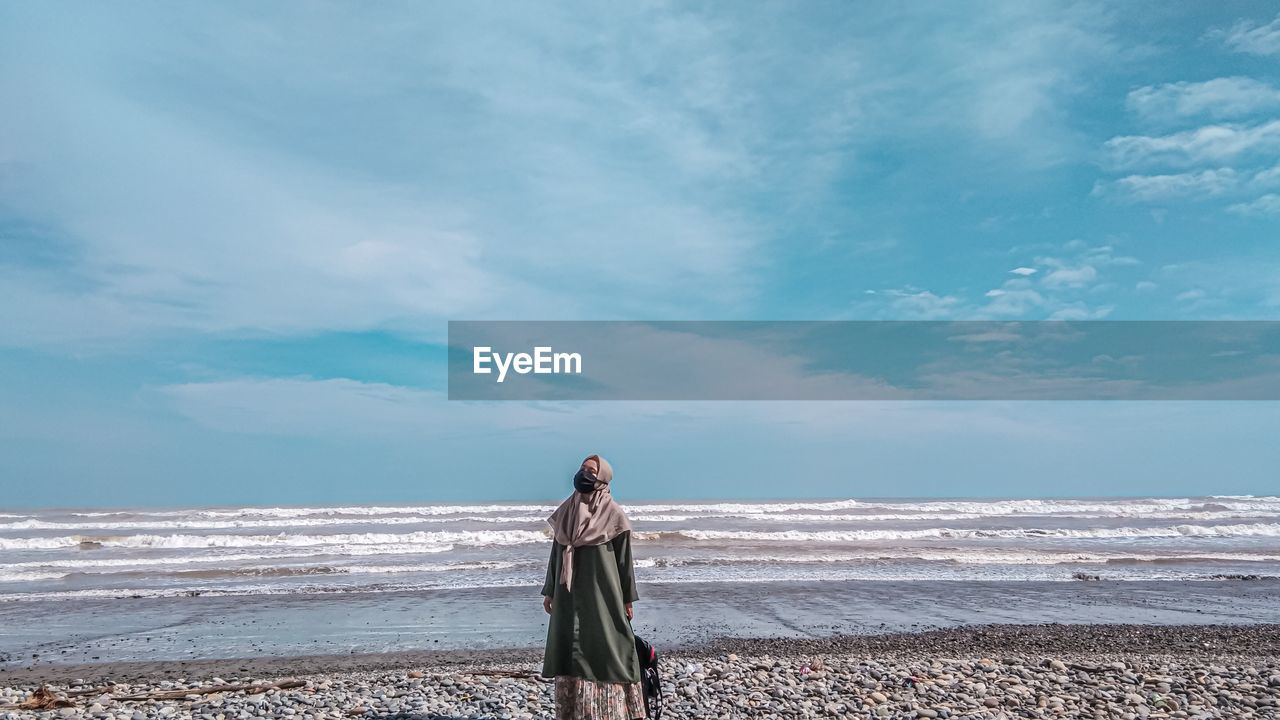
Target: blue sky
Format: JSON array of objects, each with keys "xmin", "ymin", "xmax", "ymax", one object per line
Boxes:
[{"xmin": 1, "ymin": 2, "xmax": 1278, "ymax": 507}]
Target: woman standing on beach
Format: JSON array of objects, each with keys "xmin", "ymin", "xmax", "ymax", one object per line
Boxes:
[{"xmin": 541, "ymin": 454, "xmax": 646, "ymax": 720}]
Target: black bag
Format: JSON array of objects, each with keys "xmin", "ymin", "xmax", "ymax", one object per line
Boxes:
[{"xmin": 633, "ymin": 634, "xmax": 663, "ymax": 720}]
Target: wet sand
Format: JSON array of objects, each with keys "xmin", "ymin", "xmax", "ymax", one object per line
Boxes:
[
  {"xmin": 1, "ymin": 622, "xmax": 1277, "ymax": 687},
  {"xmin": 2, "ymin": 578, "xmax": 1278, "ymax": 685}
]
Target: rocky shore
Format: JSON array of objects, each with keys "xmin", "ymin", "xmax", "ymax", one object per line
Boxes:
[{"xmin": 3, "ymin": 624, "xmax": 1278, "ymax": 719}]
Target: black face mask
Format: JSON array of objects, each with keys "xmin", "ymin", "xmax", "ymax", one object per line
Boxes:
[{"xmin": 573, "ymin": 468, "xmax": 598, "ymax": 494}]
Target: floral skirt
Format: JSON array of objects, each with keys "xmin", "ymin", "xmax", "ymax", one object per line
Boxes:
[{"xmin": 554, "ymin": 675, "xmax": 647, "ymax": 720}]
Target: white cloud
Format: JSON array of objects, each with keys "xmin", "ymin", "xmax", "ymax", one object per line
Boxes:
[
  {"xmin": 1227, "ymin": 194, "xmax": 1280, "ymax": 217},
  {"xmin": 1034, "ymin": 247, "xmax": 1108, "ymax": 291},
  {"xmin": 1252, "ymin": 163, "xmax": 1280, "ymax": 188},
  {"xmin": 157, "ymin": 375, "xmax": 1061, "ymax": 442},
  {"xmin": 162, "ymin": 378, "xmax": 455, "ymax": 437},
  {"xmin": 935, "ymin": 3, "xmax": 1119, "ymax": 155},
  {"xmin": 1078, "ymin": 245, "xmax": 1139, "ymax": 267},
  {"xmin": 0, "ymin": 2, "xmax": 1136, "ymax": 352},
  {"xmin": 875, "ymin": 243, "xmax": 1141, "ymax": 321},
  {"xmin": 1216, "ymin": 14, "xmax": 1280, "ymax": 56},
  {"xmin": 981, "ymin": 286, "xmax": 1045, "ymax": 317},
  {"xmin": 1103, "ymin": 120, "xmax": 1280, "ymax": 169},
  {"xmin": 1094, "ymin": 169, "xmax": 1239, "ymax": 202},
  {"xmin": 1126, "ymin": 77, "xmax": 1280, "ymax": 121},
  {"xmin": 1046, "ymin": 302, "xmax": 1113, "ymax": 320},
  {"xmin": 1135, "ymin": 281, "xmax": 1157, "ymax": 291},
  {"xmin": 883, "ymin": 288, "xmax": 964, "ymax": 320},
  {"xmin": 1154, "ymin": 258, "xmax": 1280, "ymax": 318},
  {"xmin": 811, "ymin": 2, "xmax": 1123, "ymax": 168},
  {"xmin": 1041, "ymin": 264, "xmax": 1098, "ymax": 289},
  {"xmin": 1093, "ymin": 161, "xmax": 1280, "ymax": 210},
  {"xmin": 0, "ymin": 4, "xmax": 787, "ymax": 348}
]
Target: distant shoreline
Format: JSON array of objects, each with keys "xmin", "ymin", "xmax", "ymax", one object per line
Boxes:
[{"xmin": 3, "ymin": 493, "xmax": 1276, "ymax": 514}]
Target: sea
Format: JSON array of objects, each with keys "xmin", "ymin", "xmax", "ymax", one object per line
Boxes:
[{"xmin": 2, "ymin": 495, "xmax": 1279, "ymax": 602}]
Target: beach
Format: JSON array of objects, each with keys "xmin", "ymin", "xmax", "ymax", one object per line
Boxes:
[
  {"xmin": 2, "ymin": 580, "xmax": 1279, "ymax": 718},
  {"xmin": 2, "ymin": 623, "xmax": 1279, "ymax": 719},
  {"xmin": 3, "ymin": 498, "xmax": 1280, "ymax": 717}
]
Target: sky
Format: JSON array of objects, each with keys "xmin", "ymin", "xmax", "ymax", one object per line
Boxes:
[{"xmin": 1, "ymin": 2, "xmax": 1278, "ymax": 508}]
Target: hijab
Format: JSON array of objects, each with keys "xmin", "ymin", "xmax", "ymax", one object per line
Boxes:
[{"xmin": 547, "ymin": 454, "xmax": 633, "ymax": 591}]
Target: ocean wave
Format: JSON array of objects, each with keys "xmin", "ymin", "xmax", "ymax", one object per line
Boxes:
[
  {"xmin": 630, "ymin": 509, "xmax": 1276, "ymax": 523},
  {"xmin": 11, "ymin": 551, "xmax": 1274, "ymax": 584},
  {"xmin": 9, "ymin": 505, "xmax": 1279, "ymax": 532},
  {"xmin": 4, "ymin": 522, "xmax": 1277, "ymax": 554},
  {"xmin": 0, "ymin": 570, "xmax": 67, "ymax": 583},
  {"xmin": 32, "ymin": 560, "xmax": 538, "ymax": 582},
  {"xmin": 0, "ymin": 529, "xmax": 549, "ymax": 552},
  {"xmin": 0, "ymin": 577, "xmax": 545, "ymax": 602},
  {"xmin": 0, "ymin": 544, "xmax": 469, "ymax": 571},
  {"xmin": 52, "ymin": 499, "xmax": 871, "ymax": 521},
  {"xmin": 806, "ymin": 498, "xmax": 1280, "ymax": 517},
  {"xmin": 629, "ymin": 497, "xmax": 1280, "ymax": 518},
  {"xmin": 160, "ymin": 504, "xmax": 557, "ymax": 520},
  {"xmin": 36, "ymin": 496, "xmax": 1280, "ymax": 525},
  {"xmin": 7, "ymin": 507, "xmax": 1277, "ymax": 534},
  {"xmin": 644, "ymin": 522, "xmax": 1280, "ymax": 543},
  {"xmin": 0, "ymin": 515, "xmax": 553, "ymax": 532},
  {"xmin": 4, "ymin": 569, "xmax": 1275, "ymax": 602},
  {"xmin": 636, "ymin": 550, "xmax": 1280, "ymax": 567},
  {"xmin": 1211, "ymin": 495, "xmax": 1280, "ymax": 501}
]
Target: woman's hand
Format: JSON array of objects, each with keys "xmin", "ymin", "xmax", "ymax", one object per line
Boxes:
[
  {"xmin": 543, "ymin": 596, "xmax": 553, "ymax": 614},
  {"xmin": 625, "ymin": 603, "xmax": 633, "ymax": 620}
]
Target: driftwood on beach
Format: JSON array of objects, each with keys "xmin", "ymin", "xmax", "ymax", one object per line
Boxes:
[{"xmin": 2, "ymin": 686, "xmax": 75, "ymax": 711}]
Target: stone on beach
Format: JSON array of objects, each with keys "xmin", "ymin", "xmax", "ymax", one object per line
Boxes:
[{"xmin": 2, "ymin": 624, "xmax": 1278, "ymax": 719}]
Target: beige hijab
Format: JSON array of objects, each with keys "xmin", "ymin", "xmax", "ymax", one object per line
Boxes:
[{"xmin": 547, "ymin": 454, "xmax": 633, "ymax": 591}]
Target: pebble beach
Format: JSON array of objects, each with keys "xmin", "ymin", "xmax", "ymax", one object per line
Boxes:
[{"xmin": 3, "ymin": 624, "xmax": 1278, "ymax": 720}]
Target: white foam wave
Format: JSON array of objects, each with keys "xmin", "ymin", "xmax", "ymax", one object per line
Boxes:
[
  {"xmin": 5, "ymin": 560, "xmax": 538, "ymax": 583},
  {"xmin": 0, "ymin": 577, "xmax": 544, "ymax": 602},
  {"xmin": 5, "ymin": 565, "xmax": 1274, "ymax": 602},
  {"xmin": 335, "ymin": 560, "xmax": 535, "ymax": 575},
  {"xmin": 31, "ymin": 496, "xmax": 1280, "ymax": 526},
  {"xmin": 631, "ymin": 509, "xmax": 1276, "ymax": 523},
  {"xmin": 640, "ymin": 550, "xmax": 1280, "ymax": 567},
  {"xmin": 8, "ymin": 504, "xmax": 1278, "ymax": 532},
  {"xmin": 173, "ymin": 504, "xmax": 556, "ymax": 519},
  {"xmin": 0, "ymin": 570, "xmax": 67, "ymax": 582},
  {"xmin": 0, "ymin": 544, "xmax": 463, "ymax": 571},
  {"xmin": 651, "ymin": 522, "xmax": 1280, "ymax": 543},
  {"xmin": 1211, "ymin": 495, "xmax": 1280, "ymax": 501},
  {"xmin": 626, "ymin": 497, "xmax": 1280, "ymax": 517},
  {"xmin": 0, "ymin": 529, "xmax": 549, "ymax": 551},
  {"xmin": 0, "ymin": 515, "xmax": 551, "ymax": 531},
  {"xmin": 12, "ymin": 549, "xmax": 1274, "ymax": 580}
]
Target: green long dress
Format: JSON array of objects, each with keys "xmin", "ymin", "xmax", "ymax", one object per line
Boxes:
[{"xmin": 541, "ymin": 530, "xmax": 642, "ymax": 684}]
